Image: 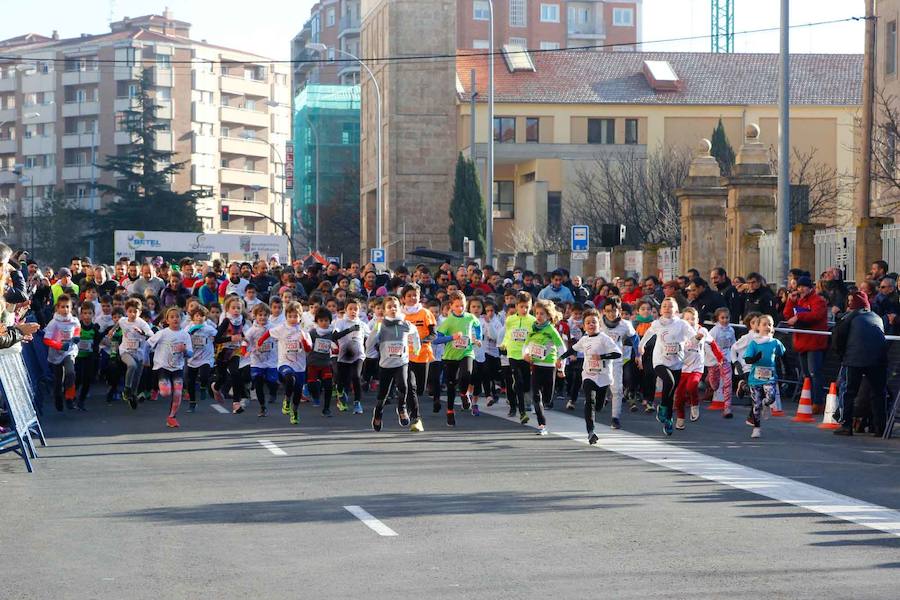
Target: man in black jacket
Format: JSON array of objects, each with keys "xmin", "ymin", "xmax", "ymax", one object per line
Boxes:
[
  {"xmin": 739, "ymin": 272, "xmax": 778, "ymax": 321},
  {"xmin": 709, "ymin": 267, "xmax": 743, "ymax": 322},
  {"xmin": 686, "ymin": 277, "xmax": 726, "ymax": 323},
  {"xmin": 832, "ymin": 292, "xmax": 888, "ymax": 436}
]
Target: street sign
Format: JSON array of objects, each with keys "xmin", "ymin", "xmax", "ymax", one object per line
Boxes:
[
  {"xmin": 371, "ymin": 248, "xmax": 385, "ymax": 264},
  {"xmin": 326, "ymin": 255, "xmax": 340, "ymax": 265},
  {"xmin": 571, "ymin": 251, "xmax": 589, "ymax": 261},
  {"xmin": 571, "ymin": 225, "xmax": 589, "ymax": 252}
]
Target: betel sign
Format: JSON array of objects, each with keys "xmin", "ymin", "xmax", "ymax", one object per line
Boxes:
[{"xmin": 571, "ymin": 225, "xmax": 589, "ymax": 252}]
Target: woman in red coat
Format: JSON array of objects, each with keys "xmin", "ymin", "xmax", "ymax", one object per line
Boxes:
[{"xmin": 783, "ymin": 275, "xmax": 828, "ymax": 411}]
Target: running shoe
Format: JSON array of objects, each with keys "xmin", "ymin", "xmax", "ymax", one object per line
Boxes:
[
  {"xmin": 588, "ymin": 432, "xmax": 599, "ymax": 445},
  {"xmin": 258, "ymin": 407, "xmax": 267, "ymax": 417},
  {"xmin": 675, "ymin": 417, "xmax": 686, "ymax": 430},
  {"xmin": 290, "ymin": 411, "xmax": 299, "ymax": 425},
  {"xmin": 353, "ymin": 401, "xmax": 364, "ymax": 414},
  {"xmin": 137, "ymin": 392, "xmax": 148, "ymax": 404},
  {"xmin": 211, "ymin": 382, "xmax": 224, "ymax": 404},
  {"xmin": 507, "ymin": 406, "xmax": 517, "ymax": 417},
  {"xmin": 232, "ymin": 402, "xmax": 244, "ymax": 415},
  {"xmin": 643, "ymin": 402, "xmax": 654, "ymax": 414},
  {"xmin": 745, "ymin": 415, "xmax": 756, "ymax": 427},
  {"xmin": 663, "ymin": 417, "xmax": 674, "ymax": 436},
  {"xmin": 127, "ymin": 391, "xmax": 138, "ymax": 411},
  {"xmin": 487, "ymin": 395, "xmax": 499, "ymax": 407},
  {"xmin": 433, "ymin": 401, "xmax": 442, "ymax": 413},
  {"xmin": 372, "ymin": 409, "xmax": 382, "ymax": 432},
  {"xmin": 519, "ymin": 412, "xmax": 530, "ymax": 425},
  {"xmin": 750, "ymin": 427, "xmax": 761, "ymax": 439},
  {"xmin": 398, "ymin": 407, "xmax": 410, "ymax": 427},
  {"xmin": 409, "ymin": 418, "xmax": 424, "ymax": 432},
  {"xmin": 629, "ymin": 401, "xmax": 639, "ymax": 413},
  {"xmin": 611, "ymin": 417, "xmax": 621, "ymax": 430},
  {"xmin": 166, "ymin": 416, "xmax": 179, "ymax": 428},
  {"xmin": 312, "ymin": 397, "xmax": 321, "ymax": 407},
  {"xmin": 536, "ymin": 425, "xmax": 548, "ymax": 436},
  {"xmin": 656, "ymin": 405, "xmax": 667, "ymax": 424},
  {"xmin": 461, "ymin": 394, "xmax": 472, "ymax": 411},
  {"xmin": 446, "ymin": 410, "xmax": 456, "ymax": 427},
  {"xmin": 187, "ymin": 402, "xmax": 197, "ymax": 413},
  {"xmin": 723, "ymin": 410, "xmax": 733, "ymax": 419},
  {"xmin": 471, "ymin": 404, "xmax": 480, "ymax": 417},
  {"xmin": 690, "ymin": 405, "xmax": 700, "ymax": 421},
  {"xmin": 336, "ymin": 398, "xmax": 348, "ymax": 412},
  {"xmin": 565, "ymin": 399, "xmax": 576, "ymax": 411},
  {"xmin": 322, "ymin": 408, "xmax": 332, "ymax": 417},
  {"xmin": 282, "ymin": 398, "xmax": 291, "ymax": 415}
]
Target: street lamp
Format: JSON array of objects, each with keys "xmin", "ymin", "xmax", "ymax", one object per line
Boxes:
[
  {"xmin": 265, "ymin": 100, "xmax": 293, "ymax": 259},
  {"xmin": 306, "ymin": 42, "xmax": 383, "ymax": 264},
  {"xmin": 486, "ymin": 0, "xmax": 495, "ymax": 268}
]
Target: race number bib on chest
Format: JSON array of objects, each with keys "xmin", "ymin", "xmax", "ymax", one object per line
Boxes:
[
  {"xmin": 585, "ymin": 355, "xmax": 604, "ymax": 374},
  {"xmin": 313, "ymin": 338, "xmax": 332, "ymax": 354},
  {"xmin": 284, "ymin": 339, "xmax": 301, "ymax": 355},
  {"xmin": 528, "ymin": 344, "xmax": 547, "ymax": 360},
  {"xmin": 122, "ymin": 338, "xmax": 140, "ymax": 352},
  {"xmin": 191, "ymin": 334, "xmax": 206, "ymax": 351},
  {"xmin": 452, "ymin": 337, "xmax": 470, "ymax": 349},
  {"xmin": 258, "ymin": 341, "xmax": 273, "ymax": 354},
  {"xmin": 755, "ymin": 366, "xmax": 774, "ymax": 381},
  {"xmin": 512, "ymin": 328, "xmax": 528, "ymax": 342},
  {"xmin": 663, "ymin": 343, "xmax": 679, "ymax": 357},
  {"xmin": 77, "ymin": 339, "xmax": 92, "ymax": 352},
  {"xmin": 386, "ymin": 342, "xmax": 404, "ymax": 358}
]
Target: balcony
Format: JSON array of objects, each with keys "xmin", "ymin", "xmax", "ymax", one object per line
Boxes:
[
  {"xmin": 62, "ymin": 101, "xmax": 100, "ymax": 117},
  {"xmin": 220, "ymin": 105, "xmax": 269, "ymax": 128},
  {"xmin": 192, "ymin": 101, "xmax": 218, "ymax": 124},
  {"xmin": 62, "ymin": 69, "xmax": 100, "ymax": 86},
  {"xmin": 0, "ymin": 138, "xmax": 15, "ymax": 153},
  {"xmin": 192, "ymin": 133, "xmax": 217, "ymax": 155},
  {"xmin": 151, "ymin": 67, "xmax": 174, "ymax": 88},
  {"xmin": 114, "ymin": 64, "xmax": 142, "ymax": 81},
  {"xmin": 220, "ymin": 75, "xmax": 268, "ymax": 98},
  {"xmin": 114, "ymin": 130, "xmax": 136, "ymax": 145},
  {"xmin": 0, "ymin": 77, "xmax": 15, "ymax": 92},
  {"xmin": 220, "ymin": 168, "xmax": 269, "ymax": 187},
  {"xmin": 62, "ymin": 132, "xmax": 97, "ymax": 149},
  {"xmin": 154, "ymin": 131, "xmax": 174, "ymax": 152},
  {"xmin": 62, "ymin": 164, "xmax": 94, "ymax": 180},
  {"xmin": 293, "ymin": 48, "xmax": 318, "ymax": 73},
  {"xmin": 0, "ymin": 171, "xmax": 18, "ymax": 184},
  {"xmin": 114, "ymin": 97, "xmax": 140, "ymax": 112},
  {"xmin": 567, "ymin": 20, "xmax": 606, "ymax": 39},
  {"xmin": 192, "ymin": 69, "xmax": 218, "ymax": 92},
  {"xmin": 191, "ymin": 164, "xmax": 217, "ymax": 186},
  {"xmin": 0, "ymin": 107, "xmax": 14, "ymax": 123},
  {"xmin": 22, "ymin": 135, "xmax": 56, "ymax": 155},
  {"xmin": 220, "ymin": 136, "xmax": 270, "ymax": 158},
  {"xmin": 21, "ymin": 72, "xmax": 54, "ymax": 94},
  {"xmin": 155, "ymin": 99, "xmax": 173, "ymax": 119},
  {"xmin": 339, "ymin": 15, "xmax": 361, "ymax": 37},
  {"xmin": 26, "ymin": 166, "xmax": 55, "ymax": 185},
  {"xmin": 337, "ymin": 64, "xmax": 361, "ymax": 80}
]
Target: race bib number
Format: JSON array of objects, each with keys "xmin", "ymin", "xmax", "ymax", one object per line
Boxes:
[
  {"xmin": 284, "ymin": 339, "xmax": 300, "ymax": 355},
  {"xmin": 191, "ymin": 335, "xmax": 206, "ymax": 351},
  {"xmin": 585, "ymin": 355, "xmax": 604, "ymax": 374},
  {"xmin": 512, "ymin": 328, "xmax": 528, "ymax": 342},
  {"xmin": 314, "ymin": 338, "xmax": 332, "ymax": 354},
  {"xmin": 122, "ymin": 339, "xmax": 140, "ymax": 352},
  {"xmin": 663, "ymin": 343, "xmax": 679, "ymax": 357},
  {"xmin": 386, "ymin": 342, "xmax": 404, "ymax": 358},
  {"xmin": 110, "ymin": 340, "xmax": 120, "ymax": 354},
  {"xmin": 258, "ymin": 341, "xmax": 273, "ymax": 354},
  {"xmin": 755, "ymin": 366, "xmax": 774, "ymax": 381},
  {"xmin": 528, "ymin": 344, "xmax": 547, "ymax": 360},
  {"xmin": 77, "ymin": 339, "xmax": 92, "ymax": 352},
  {"xmin": 452, "ymin": 336, "xmax": 470, "ymax": 349}
]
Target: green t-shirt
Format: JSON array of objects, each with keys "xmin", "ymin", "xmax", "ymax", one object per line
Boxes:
[
  {"xmin": 524, "ymin": 322, "xmax": 565, "ymax": 366},
  {"xmin": 437, "ymin": 311, "xmax": 480, "ymax": 361},
  {"xmin": 501, "ymin": 313, "xmax": 537, "ymax": 360},
  {"xmin": 77, "ymin": 322, "xmax": 99, "ymax": 358}
]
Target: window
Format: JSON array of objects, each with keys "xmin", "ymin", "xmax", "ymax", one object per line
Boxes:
[
  {"xmin": 24, "ymin": 125, "xmax": 36, "ymax": 139},
  {"xmin": 327, "ymin": 8, "xmax": 336, "ymax": 26},
  {"xmin": 221, "ymin": 126, "xmax": 230, "ymax": 138},
  {"xmin": 625, "ymin": 119, "xmax": 638, "ymax": 144},
  {"xmin": 526, "ymin": 117, "xmax": 539, "ymax": 143},
  {"xmin": 244, "ymin": 99, "xmax": 256, "ymax": 111},
  {"xmin": 156, "ymin": 87, "xmax": 171, "ymax": 101},
  {"xmin": 156, "ymin": 54, "xmax": 171, "ymax": 69},
  {"xmin": 587, "ymin": 118, "xmax": 615, "ymax": 144},
  {"xmin": 124, "ymin": 47, "xmax": 137, "ymax": 67},
  {"xmin": 509, "ymin": 0, "xmax": 526, "ymax": 27},
  {"xmin": 24, "ymin": 156, "xmax": 37, "ymax": 169},
  {"xmin": 75, "ymin": 89, "xmax": 87, "ymax": 103},
  {"xmin": 128, "ymin": 83, "xmax": 138, "ymax": 98},
  {"xmin": 547, "ymin": 192, "xmax": 561, "ymax": 234},
  {"xmin": 613, "ymin": 7, "xmax": 634, "ymax": 26},
  {"xmin": 888, "ymin": 21, "xmax": 898, "ymax": 76},
  {"xmin": 493, "ymin": 117, "xmax": 516, "ymax": 143},
  {"xmin": 540, "ymin": 4, "xmax": 559, "ymax": 22},
  {"xmin": 221, "ymin": 158, "xmax": 229, "ymax": 168},
  {"xmin": 243, "ymin": 129, "xmax": 257, "ymax": 139},
  {"xmin": 473, "ymin": 40, "xmax": 490, "ymax": 50},
  {"xmin": 569, "ymin": 6, "xmax": 589, "ymax": 25},
  {"xmin": 473, "ymin": 0, "xmax": 490, "ymax": 21},
  {"xmin": 493, "ymin": 181, "xmax": 515, "ymax": 217},
  {"xmin": 509, "ymin": 37, "xmax": 528, "ymax": 49},
  {"xmin": 539, "ymin": 41, "xmax": 560, "ymax": 50}
]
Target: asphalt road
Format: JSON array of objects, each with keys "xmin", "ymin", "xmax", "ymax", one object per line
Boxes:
[{"xmin": 2, "ymin": 391, "xmax": 900, "ymax": 600}]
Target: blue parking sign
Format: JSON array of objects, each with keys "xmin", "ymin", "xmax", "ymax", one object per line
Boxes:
[
  {"xmin": 371, "ymin": 248, "xmax": 385, "ymax": 264},
  {"xmin": 571, "ymin": 225, "xmax": 589, "ymax": 252}
]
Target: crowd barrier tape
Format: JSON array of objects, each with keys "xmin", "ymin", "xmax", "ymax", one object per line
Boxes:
[{"xmin": 0, "ymin": 346, "xmax": 47, "ymax": 473}]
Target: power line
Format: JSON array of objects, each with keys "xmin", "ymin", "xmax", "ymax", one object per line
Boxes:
[{"xmin": 0, "ymin": 15, "xmax": 869, "ymax": 71}]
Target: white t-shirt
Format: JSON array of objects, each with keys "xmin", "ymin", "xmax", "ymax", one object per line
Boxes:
[
  {"xmin": 334, "ymin": 317, "xmax": 370, "ymax": 363},
  {"xmin": 572, "ymin": 332, "xmax": 620, "ymax": 387},
  {"xmin": 710, "ymin": 323, "xmax": 736, "ymax": 363},
  {"xmin": 599, "ymin": 318, "xmax": 636, "ymax": 362},
  {"xmin": 147, "ymin": 327, "xmax": 192, "ymax": 371},
  {"xmin": 682, "ymin": 326, "xmax": 711, "ymax": 374},
  {"xmin": 269, "ymin": 323, "xmax": 310, "ymax": 372},
  {"xmin": 117, "ymin": 317, "xmax": 154, "ymax": 356},
  {"xmin": 245, "ymin": 323, "xmax": 277, "ymax": 369},
  {"xmin": 639, "ymin": 317, "xmax": 695, "ymax": 370},
  {"xmin": 187, "ymin": 323, "xmax": 217, "ymax": 368}
]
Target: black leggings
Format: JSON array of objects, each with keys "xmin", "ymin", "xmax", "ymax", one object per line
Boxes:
[
  {"xmin": 376, "ymin": 365, "xmax": 408, "ymax": 419},
  {"xmin": 75, "ymin": 354, "xmax": 97, "ymax": 408},
  {"xmin": 252, "ymin": 372, "xmax": 279, "ymax": 408},
  {"xmin": 186, "ymin": 364, "xmax": 211, "ymax": 404},
  {"xmin": 52, "ymin": 356, "xmax": 76, "ymax": 410},
  {"xmin": 654, "ymin": 365, "xmax": 681, "ymax": 412},
  {"xmin": 509, "ymin": 357, "xmax": 531, "ymax": 415},
  {"xmin": 442, "ymin": 357, "xmax": 472, "ymax": 412},
  {"xmin": 337, "ymin": 360, "xmax": 363, "ymax": 403},
  {"xmin": 483, "ymin": 355, "xmax": 501, "ymax": 398},
  {"xmin": 428, "ymin": 360, "xmax": 443, "ymax": 406},
  {"xmin": 582, "ymin": 379, "xmax": 609, "ymax": 433},
  {"xmin": 531, "ymin": 365, "xmax": 555, "ymax": 427},
  {"xmin": 216, "ymin": 356, "xmax": 243, "ymax": 403},
  {"xmin": 566, "ymin": 359, "xmax": 584, "ymax": 404},
  {"xmin": 405, "ymin": 361, "xmax": 427, "ymax": 420}
]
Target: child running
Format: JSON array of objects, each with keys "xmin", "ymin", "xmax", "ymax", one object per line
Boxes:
[
  {"xmin": 258, "ymin": 301, "xmax": 312, "ymax": 425},
  {"xmin": 147, "ymin": 307, "xmax": 193, "ymax": 428},
  {"xmin": 107, "ymin": 297, "xmax": 154, "ymax": 409},
  {"xmin": 43, "ymin": 294, "xmax": 81, "ymax": 412},
  {"xmin": 243, "ymin": 304, "xmax": 279, "ymax": 417},
  {"xmin": 743, "ymin": 314, "xmax": 785, "ymax": 439},
  {"xmin": 334, "ymin": 298, "xmax": 370, "ymax": 414},
  {"xmin": 708, "ymin": 307, "xmax": 736, "ymax": 418},
  {"xmin": 522, "ymin": 299, "xmax": 567, "ymax": 436},
  {"xmin": 212, "ymin": 296, "xmax": 247, "ymax": 414},
  {"xmin": 500, "ymin": 292, "xmax": 537, "ymax": 423},
  {"xmin": 186, "ymin": 306, "xmax": 217, "ymax": 412},
  {"xmin": 307, "ymin": 307, "xmax": 358, "ymax": 416},
  {"xmin": 435, "ymin": 291, "xmax": 481, "ymax": 426},
  {"xmin": 401, "ymin": 283, "xmax": 436, "ymax": 424},
  {"xmin": 673, "ymin": 307, "xmax": 722, "ymax": 431},
  {"xmin": 598, "ymin": 297, "xmax": 638, "ymax": 430},
  {"xmin": 74, "ymin": 302, "xmax": 100, "ymax": 411}
]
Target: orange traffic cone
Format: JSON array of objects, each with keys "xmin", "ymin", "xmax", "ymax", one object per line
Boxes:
[
  {"xmin": 707, "ymin": 381, "xmax": 725, "ymax": 411},
  {"xmin": 818, "ymin": 382, "xmax": 840, "ymax": 430},
  {"xmin": 792, "ymin": 377, "xmax": 815, "ymax": 423},
  {"xmin": 771, "ymin": 387, "xmax": 785, "ymax": 417}
]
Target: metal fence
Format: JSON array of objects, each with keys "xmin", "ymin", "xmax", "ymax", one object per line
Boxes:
[
  {"xmin": 656, "ymin": 246, "xmax": 679, "ymax": 282},
  {"xmin": 758, "ymin": 233, "xmax": 793, "ymax": 284},
  {"xmin": 882, "ymin": 223, "xmax": 900, "ymax": 272},
  {"xmin": 814, "ymin": 228, "xmax": 857, "ymax": 280}
]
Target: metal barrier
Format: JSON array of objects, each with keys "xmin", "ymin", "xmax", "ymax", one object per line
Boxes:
[
  {"xmin": 882, "ymin": 223, "xmax": 900, "ymax": 273},
  {"xmin": 814, "ymin": 228, "xmax": 856, "ymax": 280}
]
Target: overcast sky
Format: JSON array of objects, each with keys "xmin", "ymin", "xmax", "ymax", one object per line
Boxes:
[{"xmin": 0, "ymin": 0, "xmax": 865, "ymax": 60}]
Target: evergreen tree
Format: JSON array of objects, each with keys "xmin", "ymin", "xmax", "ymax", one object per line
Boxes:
[
  {"xmin": 710, "ymin": 118, "xmax": 736, "ymax": 176},
  {"xmin": 448, "ymin": 153, "xmax": 485, "ymax": 256},
  {"xmin": 91, "ymin": 69, "xmax": 208, "ymax": 259}
]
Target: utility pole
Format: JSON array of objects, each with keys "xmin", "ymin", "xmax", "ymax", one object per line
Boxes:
[
  {"xmin": 776, "ymin": 0, "xmax": 790, "ymax": 288},
  {"xmin": 855, "ymin": 0, "xmax": 878, "ymax": 284}
]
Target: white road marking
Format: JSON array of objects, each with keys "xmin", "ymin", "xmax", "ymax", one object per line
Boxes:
[
  {"xmin": 258, "ymin": 439, "xmax": 287, "ymax": 456},
  {"xmin": 210, "ymin": 404, "xmax": 229, "ymax": 414},
  {"xmin": 343, "ymin": 505, "xmax": 398, "ymax": 537},
  {"xmin": 482, "ymin": 404, "xmax": 900, "ymax": 538}
]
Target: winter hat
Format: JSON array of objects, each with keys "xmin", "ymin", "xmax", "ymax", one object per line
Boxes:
[
  {"xmin": 848, "ymin": 291, "xmax": 870, "ymax": 311},
  {"xmin": 796, "ymin": 275, "xmax": 814, "ymax": 288},
  {"xmin": 58, "ymin": 267, "xmax": 72, "ymax": 278}
]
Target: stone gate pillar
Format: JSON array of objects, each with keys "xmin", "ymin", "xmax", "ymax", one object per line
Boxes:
[{"xmin": 676, "ymin": 139, "xmax": 728, "ymax": 276}]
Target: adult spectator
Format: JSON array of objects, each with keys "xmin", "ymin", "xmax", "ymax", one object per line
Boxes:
[
  {"xmin": 621, "ymin": 277, "xmax": 642, "ymax": 304},
  {"xmin": 783, "ymin": 275, "xmax": 829, "ymax": 411},
  {"xmin": 869, "ymin": 260, "xmax": 889, "ymax": 282},
  {"xmin": 250, "ymin": 260, "xmax": 278, "ymax": 302},
  {"xmin": 739, "ymin": 272, "xmax": 777, "ymax": 320},
  {"xmin": 160, "ymin": 272, "xmax": 189, "ymax": 308},
  {"xmin": 871, "ymin": 277, "xmax": 899, "ymax": 335},
  {"xmin": 361, "ymin": 270, "xmax": 379, "ymax": 299},
  {"xmin": 787, "ymin": 268, "xmax": 805, "ymax": 292},
  {"xmin": 69, "ymin": 256, "xmax": 86, "ymax": 286},
  {"xmin": 93, "ymin": 265, "xmax": 118, "ymax": 298},
  {"xmin": 1, "ymin": 246, "xmax": 27, "ymax": 305},
  {"xmin": 661, "ymin": 280, "xmax": 688, "ymax": 311},
  {"xmin": 179, "ymin": 259, "xmax": 201, "ymax": 290},
  {"xmin": 0, "ymin": 260, "xmax": 39, "ymax": 349},
  {"xmin": 709, "ymin": 267, "xmax": 743, "ymax": 321},
  {"xmin": 686, "ymin": 277, "xmax": 726, "ymax": 323},
  {"xmin": 521, "ymin": 271, "xmax": 541, "ymax": 298},
  {"xmin": 299, "ymin": 264, "xmax": 322, "ymax": 296},
  {"xmin": 197, "ymin": 273, "xmax": 220, "ymax": 306},
  {"xmin": 218, "ymin": 263, "xmax": 249, "ymax": 299},
  {"xmin": 641, "ymin": 276, "xmax": 665, "ymax": 304},
  {"xmin": 832, "ymin": 292, "xmax": 888, "ymax": 436},
  {"xmin": 538, "ymin": 270, "xmax": 575, "ymax": 303},
  {"xmin": 128, "ymin": 263, "xmax": 164, "ymax": 297},
  {"xmin": 570, "ymin": 275, "xmax": 591, "ymax": 303},
  {"xmin": 51, "ymin": 268, "xmax": 79, "ymax": 305},
  {"xmin": 324, "ymin": 261, "xmax": 341, "ymax": 285},
  {"xmin": 821, "ymin": 266, "xmax": 849, "ymax": 317},
  {"xmin": 28, "ymin": 271, "xmax": 53, "ymax": 326}
]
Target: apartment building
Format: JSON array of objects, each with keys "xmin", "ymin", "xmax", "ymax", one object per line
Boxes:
[
  {"xmin": 290, "ymin": 0, "xmax": 362, "ymax": 97},
  {"xmin": 0, "ymin": 10, "xmax": 290, "ymax": 250}
]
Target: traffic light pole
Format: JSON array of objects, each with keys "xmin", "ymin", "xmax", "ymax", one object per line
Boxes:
[{"xmin": 222, "ymin": 206, "xmax": 296, "ymax": 260}]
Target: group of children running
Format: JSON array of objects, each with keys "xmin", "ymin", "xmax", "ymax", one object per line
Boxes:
[{"xmin": 42, "ymin": 277, "xmax": 785, "ymax": 440}]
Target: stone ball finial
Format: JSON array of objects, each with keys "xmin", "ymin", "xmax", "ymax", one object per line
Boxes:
[
  {"xmin": 745, "ymin": 123, "xmax": 760, "ymax": 140},
  {"xmin": 697, "ymin": 138, "xmax": 712, "ymax": 156}
]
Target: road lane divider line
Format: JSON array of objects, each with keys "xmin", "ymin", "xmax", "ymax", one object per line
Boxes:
[
  {"xmin": 210, "ymin": 404, "xmax": 229, "ymax": 414},
  {"xmin": 258, "ymin": 440, "xmax": 287, "ymax": 456},
  {"xmin": 343, "ymin": 505, "xmax": 398, "ymax": 537},
  {"xmin": 481, "ymin": 403, "xmax": 900, "ymax": 538}
]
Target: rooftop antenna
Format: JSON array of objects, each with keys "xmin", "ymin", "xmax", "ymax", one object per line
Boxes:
[{"xmin": 108, "ymin": 0, "xmax": 116, "ymax": 24}]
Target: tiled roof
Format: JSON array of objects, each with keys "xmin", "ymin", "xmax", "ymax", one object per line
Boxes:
[{"xmin": 456, "ymin": 50, "xmax": 863, "ymax": 106}]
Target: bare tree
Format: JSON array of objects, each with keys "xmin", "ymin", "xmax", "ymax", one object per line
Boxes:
[
  {"xmin": 566, "ymin": 146, "xmax": 690, "ymax": 247},
  {"xmin": 768, "ymin": 146, "xmax": 850, "ymax": 226},
  {"xmin": 870, "ymin": 89, "xmax": 900, "ymax": 216},
  {"xmin": 503, "ymin": 224, "xmax": 568, "ymax": 255}
]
